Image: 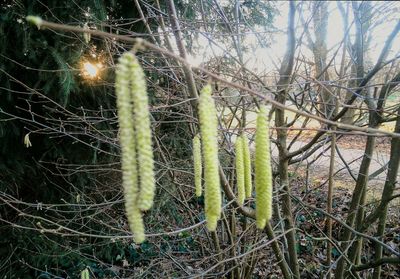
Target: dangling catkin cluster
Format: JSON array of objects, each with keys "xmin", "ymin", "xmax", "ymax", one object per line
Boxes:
[
  {"xmin": 193, "ymin": 134, "xmax": 202, "ymax": 197},
  {"xmin": 128, "ymin": 55, "xmax": 155, "ymax": 211},
  {"xmin": 255, "ymin": 105, "xmax": 273, "ymax": 229},
  {"xmin": 235, "ymin": 136, "xmax": 245, "ymax": 205},
  {"xmin": 115, "ymin": 53, "xmax": 143, "ymax": 243},
  {"xmin": 198, "ymin": 84, "xmax": 221, "ymax": 231},
  {"xmin": 115, "ymin": 52, "xmax": 155, "ymax": 243},
  {"xmin": 242, "ymin": 134, "xmax": 252, "ymax": 198}
]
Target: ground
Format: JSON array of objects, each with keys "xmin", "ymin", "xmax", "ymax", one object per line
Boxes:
[{"xmin": 283, "ymin": 133, "xmax": 400, "ymax": 278}]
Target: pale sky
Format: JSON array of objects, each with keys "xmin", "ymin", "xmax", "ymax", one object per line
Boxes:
[{"xmin": 187, "ymin": 1, "xmax": 400, "ymax": 74}]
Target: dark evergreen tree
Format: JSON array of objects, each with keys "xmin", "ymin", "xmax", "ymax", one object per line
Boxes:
[{"xmin": 0, "ymin": 1, "xmax": 149, "ymax": 277}]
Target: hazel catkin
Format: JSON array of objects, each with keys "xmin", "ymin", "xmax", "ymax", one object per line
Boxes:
[
  {"xmin": 115, "ymin": 53, "xmax": 144, "ymax": 243},
  {"xmin": 128, "ymin": 55, "xmax": 155, "ymax": 211},
  {"xmin": 193, "ymin": 134, "xmax": 202, "ymax": 197},
  {"xmin": 235, "ymin": 136, "xmax": 245, "ymax": 205},
  {"xmin": 242, "ymin": 134, "xmax": 252, "ymax": 198},
  {"xmin": 255, "ymin": 105, "xmax": 273, "ymax": 229},
  {"xmin": 80, "ymin": 268, "xmax": 90, "ymax": 279},
  {"xmin": 198, "ymin": 84, "xmax": 221, "ymax": 231},
  {"xmin": 128, "ymin": 204, "xmax": 145, "ymax": 243}
]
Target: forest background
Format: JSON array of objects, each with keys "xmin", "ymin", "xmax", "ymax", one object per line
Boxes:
[{"xmin": 1, "ymin": 1, "xmax": 400, "ymax": 278}]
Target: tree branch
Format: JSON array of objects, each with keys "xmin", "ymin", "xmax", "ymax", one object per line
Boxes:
[
  {"xmin": 352, "ymin": 257, "xmax": 400, "ymax": 271},
  {"xmin": 25, "ymin": 17, "xmax": 400, "ymax": 138}
]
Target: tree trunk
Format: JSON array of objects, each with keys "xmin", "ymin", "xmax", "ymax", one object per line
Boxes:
[
  {"xmin": 334, "ymin": 133, "xmax": 376, "ymax": 278},
  {"xmin": 311, "ymin": 1, "xmax": 333, "ymax": 119},
  {"xmin": 341, "ymin": 2, "xmax": 371, "ymax": 125},
  {"xmin": 372, "ymin": 107, "xmax": 400, "ymax": 279},
  {"xmin": 274, "ymin": 3, "xmax": 300, "ymax": 278}
]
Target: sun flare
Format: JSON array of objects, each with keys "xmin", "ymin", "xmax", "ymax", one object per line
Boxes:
[{"xmin": 81, "ymin": 61, "xmax": 103, "ymax": 79}]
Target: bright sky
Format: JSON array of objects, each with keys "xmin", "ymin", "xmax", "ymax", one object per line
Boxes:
[{"xmin": 188, "ymin": 1, "xmax": 400, "ymax": 74}]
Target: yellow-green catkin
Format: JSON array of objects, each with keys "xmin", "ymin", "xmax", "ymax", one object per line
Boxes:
[
  {"xmin": 26, "ymin": 16, "xmax": 43, "ymax": 29},
  {"xmin": 193, "ymin": 134, "xmax": 202, "ymax": 197},
  {"xmin": 198, "ymin": 84, "xmax": 221, "ymax": 231},
  {"xmin": 128, "ymin": 205, "xmax": 145, "ymax": 243},
  {"xmin": 242, "ymin": 134, "xmax": 252, "ymax": 198},
  {"xmin": 235, "ymin": 136, "xmax": 245, "ymax": 205},
  {"xmin": 81, "ymin": 268, "xmax": 90, "ymax": 279},
  {"xmin": 115, "ymin": 53, "xmax": 145, "ymax": 243},
  {"xmin": 255, "ymin": 105, "xmax": 273, "ymax": 229},
  {"xmin": 128, "ymin": 55, "xmax": 156, "ymax": 211}
]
